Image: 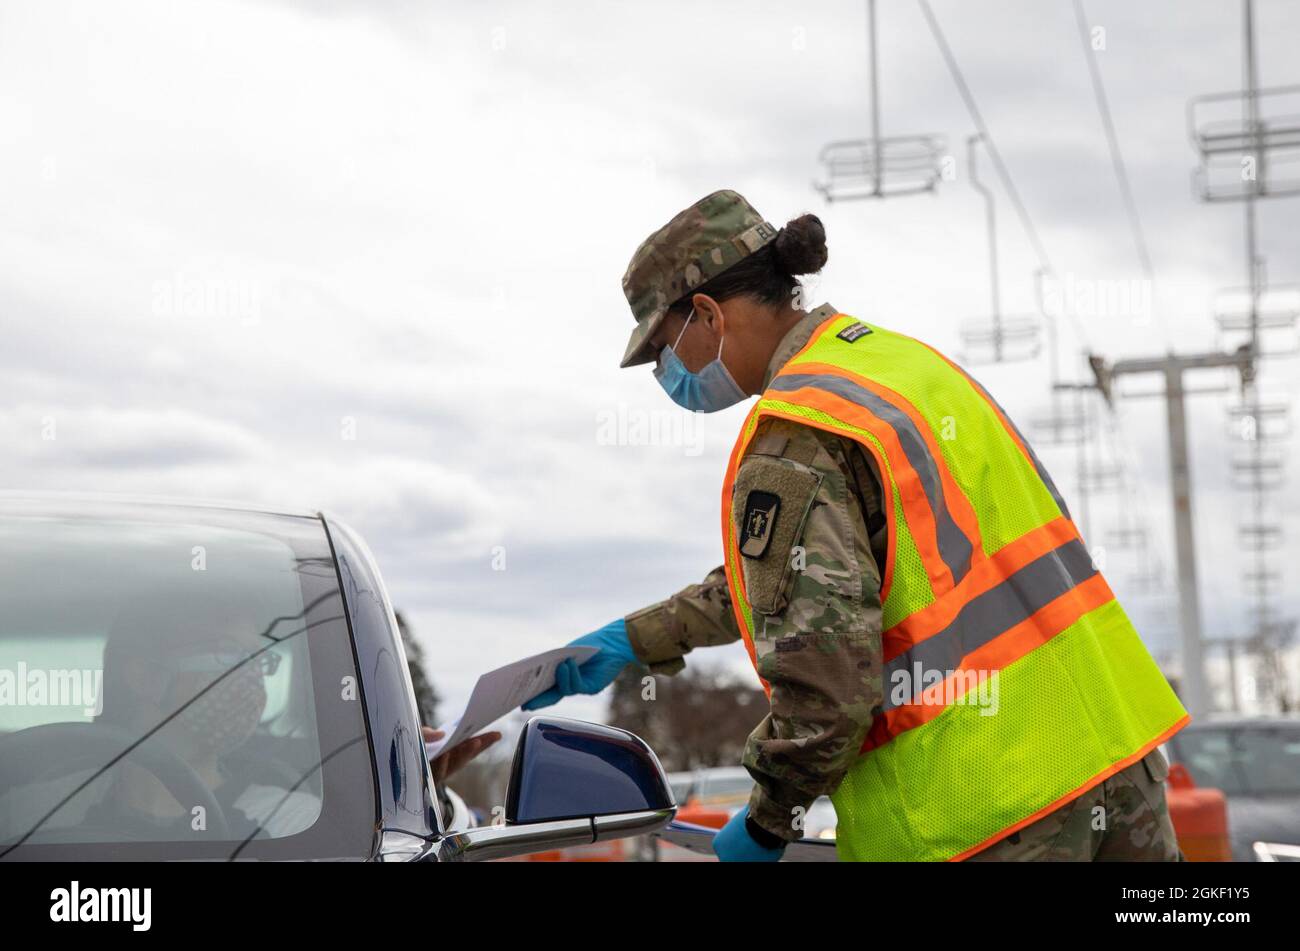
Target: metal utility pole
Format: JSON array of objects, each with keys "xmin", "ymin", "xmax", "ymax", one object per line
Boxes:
[
  {"xmin": 968, "ymin": 134, "xmax": 1002, "ymax": 358},
  {"xmin": 958, "ymin": 135, "xmax": 1040, "ymax": 365},
  {"xmin": 1206, "ymin": 636, "xmax": 1243, "ymax": 712},
  {"xmin": 867, "ymin": 0, "xmax": 882, "ymax": 197},
  {"xmin": 1087, "ymin": 348, "xmax": 1256, "ymax": 719}
]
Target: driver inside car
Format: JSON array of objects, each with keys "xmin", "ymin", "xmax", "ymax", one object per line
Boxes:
[
  {"xmin": 89, "ymin": 596, "xmax": 320, "ymax": 840},
  {"xmin": 83, "ymin": 594, "xmax": 496, "ymax": 842}
]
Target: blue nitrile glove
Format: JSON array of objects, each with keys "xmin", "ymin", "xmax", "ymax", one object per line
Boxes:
[
  {"xmin": 712, "ymin": 806, "xmax": 786, "ymax": 862},
  {"xmin": 521, "ymin": 619, "xmax": 635, "ymax": 711}
]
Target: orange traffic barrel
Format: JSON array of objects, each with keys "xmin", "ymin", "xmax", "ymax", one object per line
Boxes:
[
  {"xmin": 1165, "ymin": 763, "xmax": 1232, "ymax": 861},
  {"xmin": 676, "ymin": 801, "xmax": 732, "ymax": 830}
]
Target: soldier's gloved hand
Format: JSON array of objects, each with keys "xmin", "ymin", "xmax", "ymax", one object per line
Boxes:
[
  {"xmin": 521, "ymin": 619, "xmax": 635, "ymax": 710},
  {"xmin": 712, "ymin": 806, "xmax": 786, "ymax": 862}
]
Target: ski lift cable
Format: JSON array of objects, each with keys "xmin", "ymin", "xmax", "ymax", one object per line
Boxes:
[
  {"xmin": 918, "ymin": 0, "xmax": 1174, "ymax": 598},
  {"xmin": 917, "ymin": 0, "xmax": 1093, "ymax": 354},
  {"xmin": 1071, "ymin": 0, "xmax": 1174, "ymax": 353}
]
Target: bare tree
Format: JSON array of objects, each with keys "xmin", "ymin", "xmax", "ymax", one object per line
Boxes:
[{"xmin": 606, "ymin": 664, "xmax": 766, "ymax": 772}]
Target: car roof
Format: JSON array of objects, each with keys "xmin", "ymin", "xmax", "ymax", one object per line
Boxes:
[
  {"xmin": 1181, "ymin": 714, "xmax": 1300, "ymax": 730},
  {"xmin": 696, "ymin": 766, "xmax": 753, "ymax": 779},
  {"xmin": 0, "ymin": 490, "xmax": 320, "ymax": 522}
]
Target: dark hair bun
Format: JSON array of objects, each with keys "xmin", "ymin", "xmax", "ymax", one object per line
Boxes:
[{"xmin": 772, "ymin": 213, "xmax": 828, "ymax": 276}]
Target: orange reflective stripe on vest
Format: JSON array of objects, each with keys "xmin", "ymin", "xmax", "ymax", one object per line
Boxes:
[
  {"xmin": 721, "ymin": 314, "xmax": 1189, "ymax": 861},
  {"xmin": 767, "ymin": 369, "xmax": 981, "ymax": 593}
]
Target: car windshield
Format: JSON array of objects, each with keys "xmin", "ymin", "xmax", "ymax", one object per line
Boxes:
[
  {"xmin": 0, "ymin": 498, "xmax": 375, "ymax": 860},
  {"xmin": 1173, "ymin": 724, "xmax": 1300, "ymax": 796}
]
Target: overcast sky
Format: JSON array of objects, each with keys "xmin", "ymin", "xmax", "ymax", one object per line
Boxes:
[{"xmin": 2, "ymin": 0, "xmax": 1297, "ymax": 719}]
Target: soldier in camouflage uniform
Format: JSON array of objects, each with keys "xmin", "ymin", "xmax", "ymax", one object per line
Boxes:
[{"xmin": 527, "ymin": 189, "xmax": 1182, "ymax": 861}]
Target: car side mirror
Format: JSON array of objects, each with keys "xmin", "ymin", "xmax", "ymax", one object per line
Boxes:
[{"xmin": 437, "ymin": 716, "xmax": 676, "ymax": 862}]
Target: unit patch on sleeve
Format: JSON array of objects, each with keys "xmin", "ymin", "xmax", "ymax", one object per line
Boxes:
[
  {"xmin": 740, "ymin": 491, "xmax": 780, "ymax": 559},
  {"xmin": 731, "ymin": 452, "xmax": 823, "ymax": 616}
]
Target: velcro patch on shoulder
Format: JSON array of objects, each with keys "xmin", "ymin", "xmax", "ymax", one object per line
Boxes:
[
  {"xmin": 749, "ymin": 431, "xmax": 790, "ymax": 458},
  {"xmin": 731, "ymin": 455, "xmax": 822, "ymax": 617},
  {"xmin": 836, "ymin": 321, "xmax": 873, "ymax": 343}
]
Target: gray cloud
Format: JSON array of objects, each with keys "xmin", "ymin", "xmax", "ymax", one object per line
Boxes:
[{"xmin": 1, "ymin": 0, "xmax": 1296, "ymax": 712}]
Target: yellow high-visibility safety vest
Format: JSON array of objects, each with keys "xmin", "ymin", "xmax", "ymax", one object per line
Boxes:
[{"xmin": 720, "ymin": 314, "xmax": 1189, "ymax": 861}]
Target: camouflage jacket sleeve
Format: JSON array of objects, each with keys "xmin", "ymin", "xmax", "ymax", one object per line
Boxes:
[
  {"xmin": 623, "ymin": 565, "xmax": 741, "ymax": 676},
  {"xmin": 732, "ymin": 418, "xmax": 886, "ymax": 843}
]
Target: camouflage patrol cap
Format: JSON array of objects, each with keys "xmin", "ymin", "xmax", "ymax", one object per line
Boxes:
[{"xmin": 619, "ymin": 189, "xmax": 778, "ymax": 368}]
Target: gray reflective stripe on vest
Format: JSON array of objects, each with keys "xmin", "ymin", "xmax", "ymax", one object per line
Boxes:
[
  {"xmin": 881, "ymin": 538, "xmax": 1097, "ymax": 710},
  {"xmin": 959, "ymin": 369, "xmax": 1072, "ymax": 521},
  {"xmin": 769, "ymin": 372, "xmax": 975, "ymax": 585}
]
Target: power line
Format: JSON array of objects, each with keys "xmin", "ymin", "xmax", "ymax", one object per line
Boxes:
[
  {"xmin": 918, "ymin": 2, "xmax": 1171, "ymax": 616},
  {"xmin": 1071, "ymin": 0, "xmax": 1172, "ymax": 350},
  {"xmin": 915, "ymin": 1, "xmax": 1039, "ymax": 264},
  {"xmin": 917, "ymin": 0, "xmax": 1094, "ymax": 353}
]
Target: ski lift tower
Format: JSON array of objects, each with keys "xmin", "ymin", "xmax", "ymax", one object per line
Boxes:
[{"xmin": 1188, "ymin": 0, "xmax": 1299, "ymax": 711}]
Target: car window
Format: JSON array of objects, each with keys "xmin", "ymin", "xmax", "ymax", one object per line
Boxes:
[
  {"xmin": 0, "ymin": 500, "xmax": 376, "ymax": 860},
  {"xmin": 1172, "ymin": 725, "xmax": 1300, "ymax": 796}
]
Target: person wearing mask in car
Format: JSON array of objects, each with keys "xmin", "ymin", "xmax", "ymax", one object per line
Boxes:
[
  {"xmin": 523, "ymin": 189, "xmax": 1189, "ymax": 862},
  {"xmin": 91, "ymin": 596, "xmax": 494, "ymax": 840},
  {"xmin": 92, "ymin": 596, "xmax": 321, "ymax": 840}
]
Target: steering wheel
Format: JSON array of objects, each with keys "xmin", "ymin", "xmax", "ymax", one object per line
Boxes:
[{"xmin": 0, "ymin": 721, "xmax": 230, "ymax": 842}]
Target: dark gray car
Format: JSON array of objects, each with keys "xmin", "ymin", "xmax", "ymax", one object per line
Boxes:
[
  {"xmin": 1165, "ymin": 715, "xmax": 1300, "ymax": 861},
  {"xmin": 0, "ymin": 493, "xmax": 675, "ymax": 861}
]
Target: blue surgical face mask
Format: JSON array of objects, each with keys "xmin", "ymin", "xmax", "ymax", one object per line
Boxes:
[{"xmin": 653, "ymin": 308, "xmax": 748, "ymax": 413}]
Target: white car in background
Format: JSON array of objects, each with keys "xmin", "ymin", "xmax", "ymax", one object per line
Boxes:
[{"xmin": 651, "ymin": 766, "xmax": 838, "ymax": 861}]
